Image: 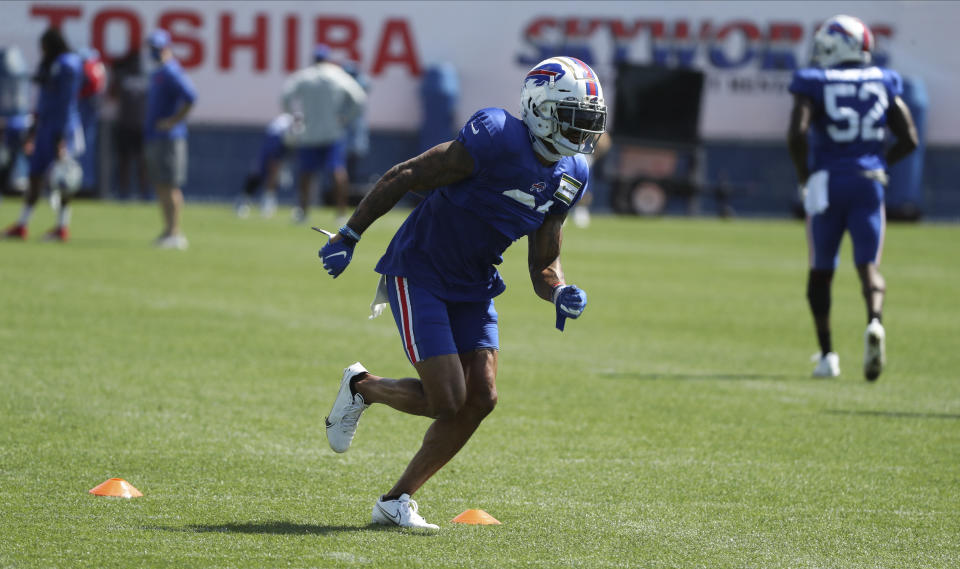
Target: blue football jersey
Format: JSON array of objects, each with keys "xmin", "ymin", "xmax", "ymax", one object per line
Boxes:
[
  {"xmin": 145, "ymin": 59, "xmax": 197, "ymax": 140},
  {"xmin": 789, "ymin": 65, "xmax": 903, "ymax": 173},
  {"xmin": 34, "ymin": 52, "xmax": 83, "ymax": 138},
  {"xmin": 375, "ymin": 107, "xmax": 590, "ymax": 302}
]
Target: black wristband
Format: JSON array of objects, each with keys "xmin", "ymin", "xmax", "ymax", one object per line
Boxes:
[{"xmin": 339, "ymin": 225, "xmax": 361, "ymax": 243}]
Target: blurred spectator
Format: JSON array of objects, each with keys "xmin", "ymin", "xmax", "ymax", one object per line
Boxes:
[
  {"xmin": 235, "ymin": 112, "xmax": 295, "ymax": 218},
  {"xmin": 109, "ymin": 47, "xmax": 148, "ymax": 200},
  {"xmin": 341, "ymin": 60, "xmax": 371, "ymax": 192},
  {"xmin": 3, "ymin": 26, "xmax": 84, "ymax": 242},
  {"xmin": 145, "ymin": 29, "xmax": 196, "ymax": 250},
  {"xmin": 419, "ymin": 62, "xmax": 459, "ymax": 153},
  {"xmin": 281, "ymin": 43, "xmax": 366, "ymax": 224},
  {"xmin": 0, "ymin": 44, "xmax": 32, "ymax": 195},
  {"xmin": 77, "ymin": 47, "xmax": 106, "ymax": 194}
]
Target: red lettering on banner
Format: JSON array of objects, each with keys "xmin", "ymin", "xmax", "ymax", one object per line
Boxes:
[
  {"xmin": 525, "ymin": 17, "xmax": 557, "ymax": 38},
  {"xmin": 563, "ymin": 18, "xmax": 603, "ymax": 38},
  {"xmin": 91, "ymin": 9, "xmax": 141, "ymax": 63},
  {"xmin": 29, "ymin": 4, "xmax": 83, "ymax": 29},
  {"xmin": 315, "ymin": 17, "xmax": 361, "ymax": 62},
  {"xmin": 284, "ymin": 14, "xmax": 299, "ymax": 72},
  {"xmin": 158, "ymin": 11, "xmax": 204, "ymax": 68},
  {"xmin": 219, "ymin": 13, "xmax": 268, "ymax": 71},
  {"xmin": 371, "ymin": 19, "xmax": 420, "ymax": 76}
]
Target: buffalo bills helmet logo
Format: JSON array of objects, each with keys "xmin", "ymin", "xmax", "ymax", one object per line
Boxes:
[
  {"xmin": 525, "ymin": 63, "xmax": 566, "ymax": 87},
  {"xmin": 826, "ymin": 22, "xmax": 858, "ymax": 46}
]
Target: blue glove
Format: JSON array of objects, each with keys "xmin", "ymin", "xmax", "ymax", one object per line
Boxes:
[
  {"xmin": 318, "ymin": 226, "xmax": 359, "ymax": 277},
  {"xmin": 553, "ymin": 284, "xmax": 587, "ymax": 331}
]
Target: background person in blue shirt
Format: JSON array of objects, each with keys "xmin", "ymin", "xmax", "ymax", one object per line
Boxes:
[
  {"xmin": 787, "ymin": 15, "xmax": 918, "ymax": 381},
  {"xmin": 145, "ymin": 30, "xmax": 196, "ymax": 250},
  {"xmin": 4, "ymin": 26, "xmax": 83, "ymax": 242},
  {"xmin": 318, "ymin": 56, "xmax": 603, "ymax": 529}
]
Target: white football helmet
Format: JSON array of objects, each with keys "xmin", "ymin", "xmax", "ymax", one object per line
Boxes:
[
  {"xmin": 49, "ymin": 156, "xmax": 83, "ymax": 195},
  {"xmin": 811, "ymin": 15, "xmax": 874, "ymax": 68},
  {"xmin": 520, "ymin": 56, "xmax": 606, "ymax": 161}
]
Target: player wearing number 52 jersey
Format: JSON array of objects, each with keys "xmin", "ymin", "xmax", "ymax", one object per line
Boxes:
[
  {"xmin": 316, "ymin": 56, "xmax": 604, "ymax": 529},
  {"xmin": 787, "ymin": 15, "xmax": 918, "ymax": 381}
]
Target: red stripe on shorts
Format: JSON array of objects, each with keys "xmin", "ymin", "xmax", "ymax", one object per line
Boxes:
[{"xmin": 396, "ymin": 276, "xmax": 419, "ymax": 363}]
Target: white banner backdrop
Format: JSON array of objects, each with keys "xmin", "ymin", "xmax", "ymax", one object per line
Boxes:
[{"xmin": 3, "ymin": 1, "xmax": 958, "ymax": 143}]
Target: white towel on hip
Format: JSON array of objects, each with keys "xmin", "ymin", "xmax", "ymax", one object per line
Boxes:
[
  {"xmin": 369, "ymin": 274, "xmax": 389, "ymax": 319},
  {"xmin": 803, "ymin": 170, "xmax": 829, "ymax": 215}
]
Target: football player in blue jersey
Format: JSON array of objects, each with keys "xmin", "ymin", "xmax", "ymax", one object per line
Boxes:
[
  {"xmin": 787, "ymin": 15, "xmax": 918, "ymax": 380},
  {"xmin": 318, "ymin": 56, "xmax": 604, "ymax": 529},
  {"xmin": 4, "ymin": 27, "xmax": 84, "ymax": 242}
]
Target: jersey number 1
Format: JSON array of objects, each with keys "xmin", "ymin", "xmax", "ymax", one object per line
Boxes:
[{"xmin": 824, "ymin": 82, "xmax": 889, "ymax": 143}]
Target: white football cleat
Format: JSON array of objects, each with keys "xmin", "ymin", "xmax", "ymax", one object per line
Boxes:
[
  {"xmin": 325, "ymin": 362, "xmax": 370, "ymax": 453},
  {"xmin": 371, "ymin": 494, "xmax": 439, "ymax": 530},
  {"xmin": 235, "ymin": 199, "xmax": 252, "ymax": 219},
  {"xmin": 155, "ymin": 234, "xmax": 189, "ymax": 250},
  {"xmin": 291, "ymin": 207, "xmax": 306, "ymax": 224},
  {"xmin": 260, "ymin": 193, "xmax": 277, "ymax": 218},
  {"xmin": 863, "ymin": 319, "xmax": 886, "ymax": 381},
  {"xmin": 812, "ymin": 351, "xmax": 840, "ymax": 378}
]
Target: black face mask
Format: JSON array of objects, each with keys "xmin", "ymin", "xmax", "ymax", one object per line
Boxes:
[{"xmin": 555, "ymin": 102, "xmax": 606, "ymax": 151}]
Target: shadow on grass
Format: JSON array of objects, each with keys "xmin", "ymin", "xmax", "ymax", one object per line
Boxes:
[
  {"xmin": 599, "ymin": 371, "xmax": 795, "ymax": 381},
  {"xmin": 824, "ymin": 409, "xmax": 960, "ymax": 420},
  {"xmin": 148, "ymin": 521, "xmax": 437, "ymax": 536}
]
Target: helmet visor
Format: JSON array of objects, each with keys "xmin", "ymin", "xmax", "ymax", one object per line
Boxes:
[{"xmin": 555, "ymin": 101, "xmax": 606, "ymax": 153}]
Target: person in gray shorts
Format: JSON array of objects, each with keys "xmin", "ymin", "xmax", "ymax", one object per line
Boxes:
[{"xmin": 144, "ymin": 30, "xmax": 196, "ymax": 250}]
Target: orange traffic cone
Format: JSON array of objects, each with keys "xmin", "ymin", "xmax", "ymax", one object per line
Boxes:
[
  {"xmin": 89, "ymin": 478, "xmax": 143, "ymax": 498},
  {"xmin": 451, "ymin": 509, "xmax": 501, "ymax": 525}
]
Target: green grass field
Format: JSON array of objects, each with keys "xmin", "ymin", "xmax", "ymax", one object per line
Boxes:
[{"xmin": 1, "ymin": 201, "xmax": 958, "ymax": 568}]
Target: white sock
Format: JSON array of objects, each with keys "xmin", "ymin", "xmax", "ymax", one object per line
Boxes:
[
  {"xmin": 57, "ymin": 205, "xmax": 71, "ymax": 227},
  {"xmin": 17, "ymin": 205, "xmax": 34, "ymax": 226}
]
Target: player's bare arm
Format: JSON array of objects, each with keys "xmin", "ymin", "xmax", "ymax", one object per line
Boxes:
[
  {"xmin": 786, "ymin": 94, "xmax": 813, "ymax": 184},
  {"xmin": 344, "ymin": 140, "xmax": 474, "ymax": 236},
  {"xmin": 885, "ymin": 96, "xmax": 919, "ymax": 166},
  {"xmin": 527, "ymin": 213, "xmax": 566, "ymax": 302}
]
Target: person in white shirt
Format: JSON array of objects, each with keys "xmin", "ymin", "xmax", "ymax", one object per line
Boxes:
[{"xmin": 281, "ymin": 44, "xmax": 367, "ymax": 223}]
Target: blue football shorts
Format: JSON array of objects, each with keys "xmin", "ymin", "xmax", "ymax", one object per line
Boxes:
[
  {"xmin": 807, "ymin": 171, "xmax": 885, "ymax": 270},
  {"xmin": 386, "ymin": 275, "xmax": 499, "ymax": 365},
  {"xmin": 296, "ymin": 140, "xmax": 346, "ymax": 174},
  {"xmin": 29, "ymin": 126, "xmax": 84, "ymax": 177},
  {"xmin": 256, "ymin": 133, "xmax": 289, "ymax": 177}
]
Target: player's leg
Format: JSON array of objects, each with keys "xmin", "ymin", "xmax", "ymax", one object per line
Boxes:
[
  {"xmin": 806, "ymin": 209, "xmax": 844, "ymax": 376},
  {"xmin": 44, "ymin": 132, "xmax": 87, "ymax": 241},
  {"xmin": 155, "ymin": 182, "xmax": 184, "ymax": 236},
  {"xmin": 355, "ymin": 355, "xmax": 465, "ymax": 418},
  {"xmin": 4, "ymin": 132, "xmax": 54, "ymax": 239},
  {"xmin": 325, "ymin": 276, "xmax": 465, "ymax": 454},
  {"xmin": 370, "ymin": 348, "xmax": 496, "ymax": 530},
  {"xmin": 849, "ymin": 185, "xmax": 886, "ymax": 380},
  {"xmin": 324, "ymin": 140, "xmax": 350, "ymax": 222},
  {"xmin": 294, "ymin": 146, "xmax": 318, "ymax": 222},
  {"xmin": 259, "ymin": 156, "xmax": 281, "ymax": 217},
  {"xmin": 148, "ymin": 138, "xmax": 187, "ymax": 249},
  {"xmin": 381, "ymin": 348, "xmax": 497, "ymax": 499},
  {"xmin": 377, "ymin": 294, "xmax": 499, "ymax": 499}
]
